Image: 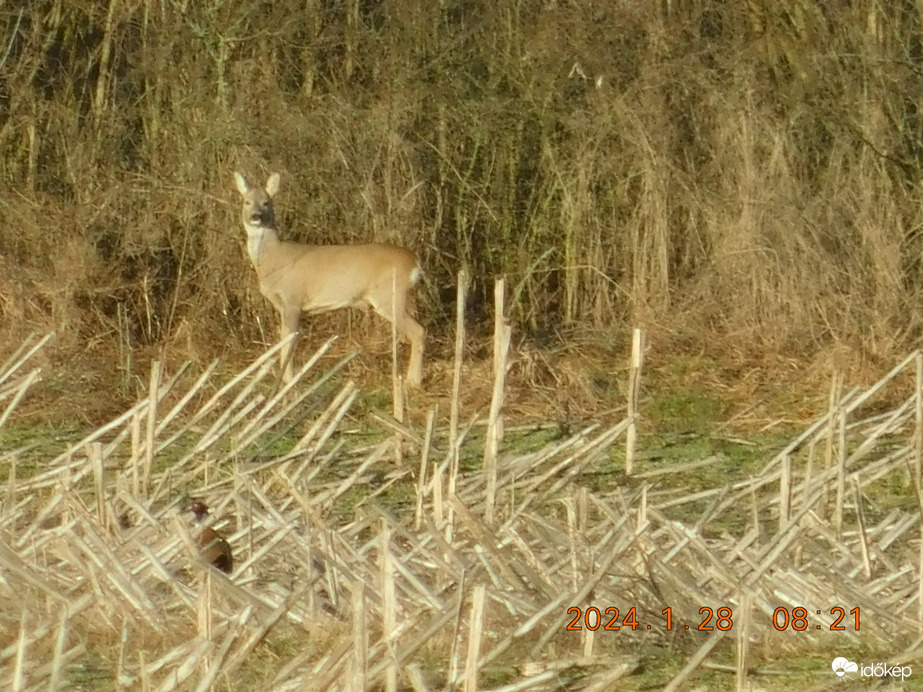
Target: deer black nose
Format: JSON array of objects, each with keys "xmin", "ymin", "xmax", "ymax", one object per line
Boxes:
[{"xmin": 252, "ymin": 206, "xmax": 273, "ymax": 225}]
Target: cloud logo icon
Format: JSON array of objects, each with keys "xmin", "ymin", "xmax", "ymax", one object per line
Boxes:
[{"xmin": 832, "ymin": 657, "xmax": 859, "ymax": 677}]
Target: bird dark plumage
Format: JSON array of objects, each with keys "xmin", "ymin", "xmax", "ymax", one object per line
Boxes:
[{"xmin": 187, "ymin": 501, "xmax": 233, "ymax": 574}]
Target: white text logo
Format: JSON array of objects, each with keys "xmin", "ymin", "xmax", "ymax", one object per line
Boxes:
[{"xmin": 832, "ymin": 657, "xmax": 911, "ymax": 681}]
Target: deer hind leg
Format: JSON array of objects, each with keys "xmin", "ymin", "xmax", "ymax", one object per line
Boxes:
[
  {"xmin": 396, "ymin": 312, "xmax": 425, "ymax": 388},
  {"xmin": 369, "ymin": 293, "xmax": 425, "ymax": 388},
  {"xmin": 279, "ymin": 306, "xmax": 301, "ymax": 383}
]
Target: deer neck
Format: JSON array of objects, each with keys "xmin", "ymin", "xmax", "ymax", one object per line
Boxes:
[{"xmin": 244, "ymin": 224, "xmax": 281, "ymax": 268}]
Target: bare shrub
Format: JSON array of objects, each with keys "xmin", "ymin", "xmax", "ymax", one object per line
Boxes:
[{"xmin": 2, "ymin": 1, "xmax": 923, "ymax": 402}]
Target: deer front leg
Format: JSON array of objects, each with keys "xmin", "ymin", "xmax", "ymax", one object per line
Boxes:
[{"xmin": 279, "ymin": 307, "xmax": 301, "ymax": 383}]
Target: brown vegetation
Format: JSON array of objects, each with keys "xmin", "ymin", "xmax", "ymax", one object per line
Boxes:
[
  {"xmin": 2, "ymin": 1, "xmax": 923, "ymax": 415},
  {"xmin": 6, "ymin": 4, "xmax": 923, "ymax": 686}
]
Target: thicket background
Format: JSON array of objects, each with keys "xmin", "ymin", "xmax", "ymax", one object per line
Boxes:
[{"xmin": 2, "ymin": 0, "xmax": 923, "ymax": 414}]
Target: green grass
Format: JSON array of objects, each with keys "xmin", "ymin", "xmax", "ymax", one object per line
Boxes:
[{"xmin": 646, "ymin": 389, "xmax": 731, "ymax": 432}]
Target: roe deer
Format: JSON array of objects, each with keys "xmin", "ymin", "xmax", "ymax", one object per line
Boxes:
[{"xmin": 233, "ymin": 172, "xmax": 425, "ymax": 387}]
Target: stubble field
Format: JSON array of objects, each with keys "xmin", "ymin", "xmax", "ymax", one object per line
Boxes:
[{"xmin": 1, "ymin": 325, "xmax": 921, "ymax": 691}]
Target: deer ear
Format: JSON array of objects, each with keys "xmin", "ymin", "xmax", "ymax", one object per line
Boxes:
[
  {"xmin": 265, "ymin": 173, "xmax": 281, "ymax": 197},
  {"xmin": 234, "ymin": 172, "xmax": 249, "ymax": 195}
]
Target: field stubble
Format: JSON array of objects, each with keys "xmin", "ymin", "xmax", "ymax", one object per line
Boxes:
[{"xmin": 0, "ymin": 329, "xmax": 921, "ymax": 691}]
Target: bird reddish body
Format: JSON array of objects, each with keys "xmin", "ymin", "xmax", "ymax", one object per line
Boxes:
[{"xmin": 187, "ymin": 500, "xmax": 233, "ymax": 574}]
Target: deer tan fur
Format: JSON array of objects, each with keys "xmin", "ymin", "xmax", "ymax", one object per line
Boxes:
[{"xmin": 234, "ymin": 172, "xmax": 425, "ymax": 387}]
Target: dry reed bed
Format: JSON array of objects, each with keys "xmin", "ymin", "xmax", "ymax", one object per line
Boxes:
[{"xmin": 0, "ymin": 331, "xmax": 922, "ymax": 691}]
